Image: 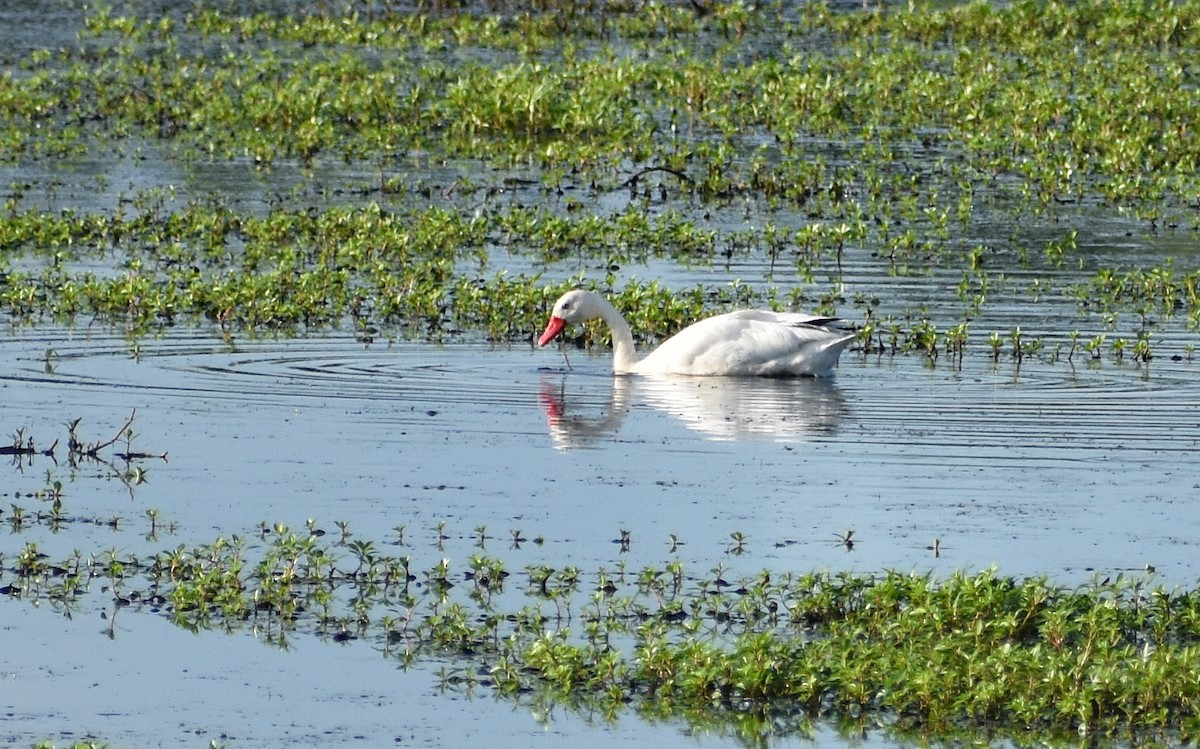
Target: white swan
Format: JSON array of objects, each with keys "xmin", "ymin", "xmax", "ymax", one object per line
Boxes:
[{"xmin": 537, "ymin": 290, "xmax": 855, "ymax": 377}]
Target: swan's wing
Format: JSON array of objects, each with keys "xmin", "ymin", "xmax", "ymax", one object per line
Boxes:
[
  {"xmin": 726, "ymin": 309, "xmax": 850, "ymax": 330},
  {"xmin": 634, "ymin": 313, "xmax": 855, "ymax": 377}
]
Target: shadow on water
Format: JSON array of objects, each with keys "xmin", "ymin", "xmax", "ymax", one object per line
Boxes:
[{"xmin": 539, "ymin": 373, "xmax": 850, "ymax": 449}]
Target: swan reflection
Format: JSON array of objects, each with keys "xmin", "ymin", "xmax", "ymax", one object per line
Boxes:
[{"xmin": 540, "ymin": 373, "xmax": 848, "ymax": 449}]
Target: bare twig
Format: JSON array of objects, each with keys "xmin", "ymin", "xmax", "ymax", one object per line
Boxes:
[{"xmin": 80, "ymin": 408, "xmax": 138, "ymax": 457}]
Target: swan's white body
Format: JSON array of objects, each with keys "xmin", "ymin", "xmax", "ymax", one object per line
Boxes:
[{"xmin": 537, "ymin": 290, "xmax": 855, "ymax": 377}]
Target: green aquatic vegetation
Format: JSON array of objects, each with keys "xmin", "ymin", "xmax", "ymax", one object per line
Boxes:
[
  {"xmin": 942, "ymin": 320, "xmax": 969, "ymax": 365},
  {"xmin": 1082, "ymin": 261, "xmax": 1200, "ymax": 322},
  {"xmin": 2, "ymin": 199, "xmax": 789, "ymax": 339},
  {"xmin": 4, "ymin": 0, "xmax": 1200, "ymax": 362},
  {"xmin": 489, "ymin": 204, "xmax": 717, "ymax": 263},
  {"xmin": 11, "ymin": 526, "xmax": 1200, "ymax": 744},
  {"xmin": 6, "ymin": 0, "xmax": 1200, "ymax": 200}
]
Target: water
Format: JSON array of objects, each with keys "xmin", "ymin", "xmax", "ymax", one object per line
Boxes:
[
  {"xmin": 4, "ymin": 2, "xmax": 1200, "ymax": 745},
  {"xmin": 3, "ymin": 326, "xmax": 1199, "ymax": 746}
]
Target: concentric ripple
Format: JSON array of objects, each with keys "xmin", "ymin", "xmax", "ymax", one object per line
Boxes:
[
  {"xmin": 6, "ymin": 326, "xmax": 1199, "ymax": 458},
  {"xmin": 4, "ymin": 327, "xmax": 547, "ymax": 408}
]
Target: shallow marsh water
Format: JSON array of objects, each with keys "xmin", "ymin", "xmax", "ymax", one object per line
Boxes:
[
  {"xmin": 4, "ymin": 326, "xmax": 1200, "ymax": 747},
  {"xmin": 5, "ymin": 0, "xmax": 1200, "ymax": 745}
]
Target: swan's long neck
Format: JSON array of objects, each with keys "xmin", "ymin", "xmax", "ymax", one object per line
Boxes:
[{"xmin": 592, "ymin": 295, "xmax": 639, "ymax": 374}]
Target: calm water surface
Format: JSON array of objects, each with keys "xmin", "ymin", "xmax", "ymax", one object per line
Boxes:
[{"xmin": 3, "ymin": 327, "xmax": 1199, "ymax": 747}]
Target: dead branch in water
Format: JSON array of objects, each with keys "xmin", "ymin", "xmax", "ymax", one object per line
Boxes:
[
  {"xmin": 7, "ymin": 410, "xmax": 166, "ymax": 467},
  {"xmin": 69, "ymin": 408, "xmax": 138, "ymax": 459}
]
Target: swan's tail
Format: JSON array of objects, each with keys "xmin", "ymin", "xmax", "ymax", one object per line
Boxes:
[{"xmin": 804, "ymin": 332, "xmax": 857, "ymax": 377}]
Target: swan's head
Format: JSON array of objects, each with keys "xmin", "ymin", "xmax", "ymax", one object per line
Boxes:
[{"xmin": 537, "ymin": 289, "xmax": 597, "ymax": 347}]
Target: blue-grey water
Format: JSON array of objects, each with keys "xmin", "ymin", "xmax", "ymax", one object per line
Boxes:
[{"xmin": 3, "ymin": 327, "xmax": 1198, "ymax": 747}]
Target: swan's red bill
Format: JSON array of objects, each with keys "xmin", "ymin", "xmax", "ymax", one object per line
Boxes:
[{"xmin": 538, "ymin": 316, "xmax": 566, "ymax": 347}]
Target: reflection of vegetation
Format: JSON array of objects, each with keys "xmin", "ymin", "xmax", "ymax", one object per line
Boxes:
[
  {"xmin": 1, "ymin": 0, "xmax": 1200, "ymax": 362},
  {"xmin": 3, "ymin": 411, "xmax": 164, "ymax": 523},
  {"xmin": 6, "ymin": 518, "xmax": 1200, "ymax": 745}
]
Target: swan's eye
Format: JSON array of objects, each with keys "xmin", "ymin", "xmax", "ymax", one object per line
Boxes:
[{"xmin": 561, "ymin": 302, "xmax": 571, "ymax": 310}]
